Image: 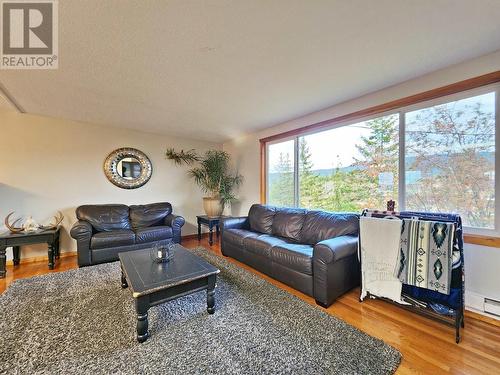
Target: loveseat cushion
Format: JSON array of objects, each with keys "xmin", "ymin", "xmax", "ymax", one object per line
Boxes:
[
  {"xmin": 90, "ymin": 230, "xmax": 135, "ymax": 249},
  {"xmin": 135, "ymin": 226, "xmax": 173, "ymax": 244},
  {"xmin": 223, "ymin": 228, "xmax": 259, "ymax": 247},
  {"xmin": 300, "ymin": 211, "xmax": 359, "ymax": 245},
  {"xmin": 129, "ymin": 202, "xmax": 172, "ymax": 229},
  {"xmin": 270, "ymin": 243, "xmax": 313, "ymax": 275},
  {"xmin": 271, "ymin": 208, "xmax": 307, "ymax": 241},
  {"xmin": 77, "ymin": 205, "xmax": 131, "ymax": 232},
  {"xmin": 243, "ymin": 234, "xmax": 289, "ymax": 257},
  {"xmin": 248, "ymin": 204, "xmax": 276, "ymax": 234}
]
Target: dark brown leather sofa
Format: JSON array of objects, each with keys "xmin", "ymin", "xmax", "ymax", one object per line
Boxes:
[
  {"xmin": 221, "ymin": 204, "xmax": 359, "ymax": 307},
  {"xmin": 70, "ymin": 202, "xmax": 185, "ymax": 267}
]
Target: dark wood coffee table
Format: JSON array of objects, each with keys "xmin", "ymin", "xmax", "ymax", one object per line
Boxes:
[{"xmin": 119, "ymin": 245, "xmax": 220, "ymax": 343}]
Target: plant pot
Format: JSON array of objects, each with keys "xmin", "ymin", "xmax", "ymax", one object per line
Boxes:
[{"xmin": 203, "ymin": 197, "xmax": 224, "ymax": 217}]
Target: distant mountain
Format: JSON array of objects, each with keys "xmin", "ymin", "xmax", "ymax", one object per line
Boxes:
[
  {"xmin": 268, "ymin": 165, "xmax": 360, "ymax": 183},
  {"xmin": 268, "ymin": 151, "xmax": 494, "ymax": 183},
  {"xmin": 313, "ymin": 166, "xmax": 360, "ymax": 176}
]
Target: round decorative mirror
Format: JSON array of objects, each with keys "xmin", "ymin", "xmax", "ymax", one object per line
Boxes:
[{"xmin": 104, "ymin": 148, "xmax": 152, "ymax": 189}]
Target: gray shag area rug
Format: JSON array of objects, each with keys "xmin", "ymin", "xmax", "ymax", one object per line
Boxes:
[{"xmin": 0, "ymin": 247, "xmax": 401, "ymax": 374}]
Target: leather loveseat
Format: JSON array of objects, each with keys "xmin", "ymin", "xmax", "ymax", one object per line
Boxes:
[
  {"xmin": 70, "ymin": 202, "xmax": 185, "ymax": 267},
  {"xmin": 221, "ymin": 204, "xmax": 359, "ymax": 307}
]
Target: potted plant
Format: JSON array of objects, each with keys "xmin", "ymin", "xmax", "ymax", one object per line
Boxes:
[{"xmin": 166, "ymin": 148, "xmax": 243, "ymax": 217}]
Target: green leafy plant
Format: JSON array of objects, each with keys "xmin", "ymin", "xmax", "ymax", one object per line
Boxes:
[{"xmin": 166, "ymin": 148, "xmax": 243, "ymax": 206}]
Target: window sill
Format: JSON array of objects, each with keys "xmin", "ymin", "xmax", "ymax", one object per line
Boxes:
[{"xmin": 464, "ymin": 234, "xmax": 500, "ymax": 248}]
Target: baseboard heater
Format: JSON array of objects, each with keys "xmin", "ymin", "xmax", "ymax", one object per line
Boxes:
[
  {"xmin": 466, "ymin": 291, "xmax": 500, "ymax": 319},
  {"xmin": 484, "ymin": 298, "xmax": 500, "ymax": 317}
]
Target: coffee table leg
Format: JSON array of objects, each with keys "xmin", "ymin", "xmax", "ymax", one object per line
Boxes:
[
  {"xmin": 207, "ymin": 275, "xmax": 216, "ymax": 314},
  {"xmin": 121, "ymin": 268, "xmax": 128, "ymax": 289},
  {"xmin": 136, "ymin": 297, "xmax": 149, "ymax": 343}
]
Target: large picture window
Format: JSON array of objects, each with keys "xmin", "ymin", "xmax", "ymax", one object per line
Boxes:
[{"xmin": 265, "ymin": 85, "xmax": 498, "ymax": 232}]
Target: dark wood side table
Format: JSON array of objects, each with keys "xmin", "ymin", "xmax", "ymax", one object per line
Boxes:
[
  {"xmin": 0, "ymin": 228, "xmax": 60, "ymax": 278},
  {"xmin": 197, "ymin": 215, "xmax": 228, "ymax": 246}
]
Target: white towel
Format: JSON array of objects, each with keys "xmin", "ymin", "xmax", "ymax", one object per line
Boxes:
[{"xmin": 360, "ymin": 216, "xmax": 407, "ymax": 304}]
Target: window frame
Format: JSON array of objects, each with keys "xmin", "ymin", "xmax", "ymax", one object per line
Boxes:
[{"xmin": 262, "ymin": 74, "xmax": 500, "ymax": 238}]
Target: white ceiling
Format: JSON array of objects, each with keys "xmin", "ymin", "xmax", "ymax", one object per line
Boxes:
[{"xmin": 1, "ymin": 0, "xmax": 500, "ymax": 142}]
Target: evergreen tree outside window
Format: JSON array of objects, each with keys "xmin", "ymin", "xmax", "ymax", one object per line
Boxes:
[{"xmin": 297, "ymin": 114, "xmax": 398, "ymax": 212}]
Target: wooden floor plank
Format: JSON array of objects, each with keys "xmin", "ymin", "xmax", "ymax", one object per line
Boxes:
[{"xmin": 1, "ymin": 237, "xmax": 499, "ymax": 374}]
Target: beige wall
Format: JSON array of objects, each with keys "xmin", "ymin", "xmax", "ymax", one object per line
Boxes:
[
  {"xmin": 223, "ymin": 50, "xmax": 500, "ymax": 308},
  {"xmin": 0, "ymin": 111, "xmax": 221, "ymax": 260}
]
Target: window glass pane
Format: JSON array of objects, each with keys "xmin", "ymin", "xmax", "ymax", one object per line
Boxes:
[
  {"xmin": 267, "ymin": 140, "xmax": 295, "ymax": 207},
  {"xmin": 405, "ymin": 92, "xmax": 496, "ymax": 228},
  {"xmin": 298, "ymin": 114, "xmax": 399, "ymax": 211}
]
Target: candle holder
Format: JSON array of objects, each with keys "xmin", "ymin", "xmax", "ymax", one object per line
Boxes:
[{"xmin": 149, "ymin": 242, "xmax": 175, "ymax": 263}]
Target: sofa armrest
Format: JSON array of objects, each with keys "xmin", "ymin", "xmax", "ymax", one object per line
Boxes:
[
  {"xmin": 164, "ymin": 214, "xmax": 185, "ymax": 244},
  {"xmin": 70, "ymin": 220, "xmax": 93, "ymax": 267},
  {"xmin": 314, "ymin": 235, "xmax": 358, "ymax": 263},
  {"xmin": 220, "ymin": 217, "xmax": 249, "ymax": 257},
  {"xmin": 313, "ymin": 235, "xmax": 360, "ymax": 307},
  {"xmin": 220, "ymin": 216, "xmax": 249, "ymax": 232}
]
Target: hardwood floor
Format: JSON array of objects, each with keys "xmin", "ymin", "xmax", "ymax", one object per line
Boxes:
[{"xmin": 1, "ymin": 236, "xmax": 499, "ymax": 374}]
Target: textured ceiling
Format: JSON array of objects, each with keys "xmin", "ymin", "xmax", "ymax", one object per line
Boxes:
[{"xmin": 1, "ymin": 0, "xmax": 500, "ymax": 142}]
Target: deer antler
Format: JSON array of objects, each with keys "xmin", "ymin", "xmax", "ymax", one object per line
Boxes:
[
  {"xmin": 4, "ymin": 212, "xmax": 24, "ymax": 233},
  {"xmin": 40, "ymin": 211, "xmax": 64, "ymax": 231}
]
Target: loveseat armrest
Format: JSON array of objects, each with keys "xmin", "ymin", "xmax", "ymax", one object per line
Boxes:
[
  {"xmin": 164, "ymin": 214, "xmax": 185, "ymax": 244},
  {"xmin": 70, "ymin": 220, "xmax": 93, "ymax": 267},
  {"xmin": 220, "ymin": 216, "xmax": 249, "ymax": 232},
  {"xmin": 313, "ymin": 235, "xmax": 360, "ymax": 307}
]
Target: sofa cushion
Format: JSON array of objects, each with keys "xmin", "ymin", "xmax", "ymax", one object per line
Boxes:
[
  {"xmin": 135, "ymin": 226, "xmax": 173, "ymax": 244},
  {"xmin": 90, "ymin": 230, "xmax": 135, "ymax": 249},
  {"xmin": 270, "ymin": 243, "xmax": 313, "ymax": 275},
  {"xmin": 129, "ymin": 202, "xmax": 172, "ymax": 229},
  {"xmin": 271, "ymin": 208, "xmax": 307, "ymax": 241},
  {"xmin": 248, "ymin": 204, "xmax": 276, "ymax": 234},
  {"xmin": 300, "ymin": 211, "xmax": 359, "ymax": 244},
  {"xmin": 243, "ymin": 234, "xmax": 289, "ymax": 257},
  {"xmin": 77, "ymin": 205, "xmax": 131, "ymax": 232},
  {"xmin": 223, "ymin": 228, "xmax": 259, "ymax": 247}
]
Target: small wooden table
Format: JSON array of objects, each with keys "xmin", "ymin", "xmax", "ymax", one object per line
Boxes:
[
  {"xmin": 0, "ymin": 228, "xmax": 61, "ymax": 278},
  {"xmin": 119, "ymin": 245, "xmax": 220, "ymax": 342},
  {"xmin": 197, "ymin": 215, "xmax": 228, "ymax": 245}
]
